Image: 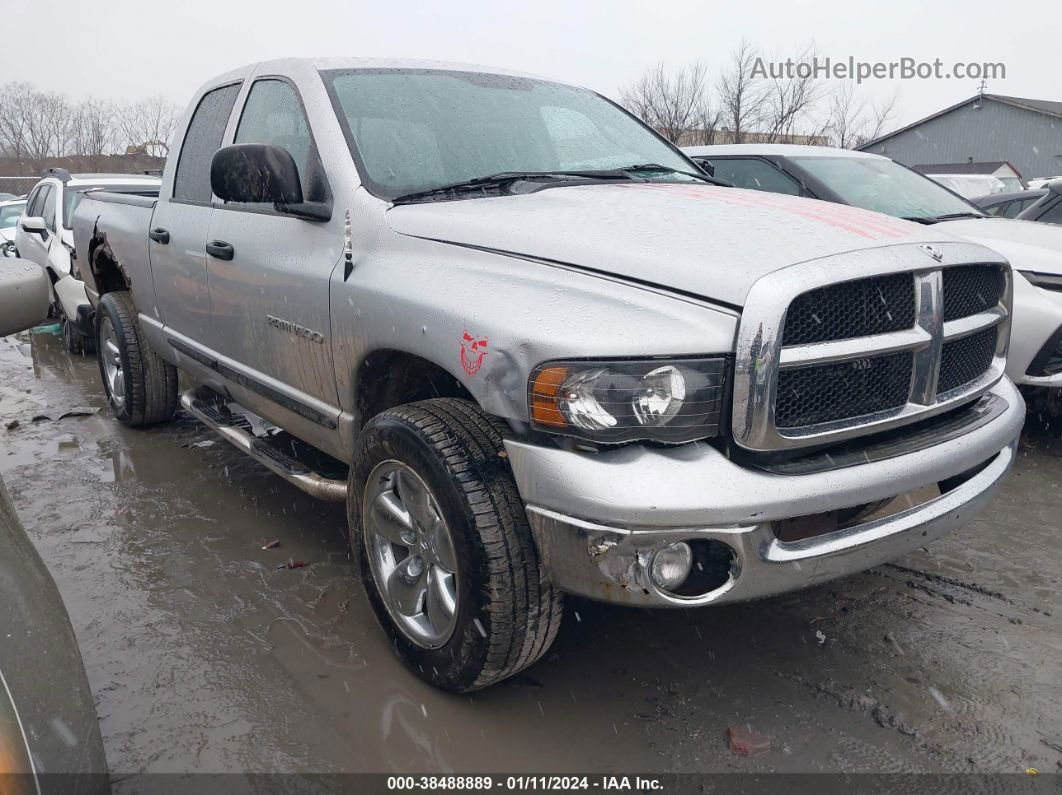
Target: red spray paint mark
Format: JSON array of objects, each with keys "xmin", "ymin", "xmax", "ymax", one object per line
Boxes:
[
  {"xmin": 611, "ymin": 182, "xmax": 918, "ymax": 240},
  {"xmin": 460, "ymin": 332, "xmax": 489, "ymax": 376}
]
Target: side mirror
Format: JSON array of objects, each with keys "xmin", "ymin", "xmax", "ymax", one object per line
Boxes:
[
  {"xmin": 19, "ymin": 216, "xmax": 48, "ymax": 238},
  {"xmin": 0, "ymin": 258, "xmax": 50, "ymax": 336},
  {"xmin": 210, "ymin": 144, "xmax": 303, "ymax": 206},
  {"xmin": 693, "ymin": 157, "xmax": 715, "ymax": 177}
]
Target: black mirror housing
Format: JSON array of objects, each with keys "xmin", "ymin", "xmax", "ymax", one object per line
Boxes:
[{"xmin": 210, "ymin": 144, "xmax": 304, "ymax": 206}]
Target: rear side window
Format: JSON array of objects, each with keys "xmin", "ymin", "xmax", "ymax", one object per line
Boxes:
[
  {"xmin": 708, "ymin": 158, "xmax": 802, "ymax": 196},
  {"xmin": 235, "ymin": 79, "xmax": 328, "ymax": 204},
  {"xmin": 1037, "ymin": 199, "xmax": 1062, "ymax": 225},
  {"xmin": 173, "ymin": 83, "xmax": 241, "ymax": 202}
]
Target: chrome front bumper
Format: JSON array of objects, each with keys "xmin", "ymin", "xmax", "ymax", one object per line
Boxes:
[{"xmin": 504, "ymin": 378, "xmax": 1024, "ymax": 607}]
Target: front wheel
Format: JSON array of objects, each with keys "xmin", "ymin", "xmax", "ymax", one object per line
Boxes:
[
  {"xmin": 95, "ymin": 291, "xmax": 178, "ymax": 427},
  {"xmin": 349, "ymin": 398, "xmax": 563, "ymax": 692}
]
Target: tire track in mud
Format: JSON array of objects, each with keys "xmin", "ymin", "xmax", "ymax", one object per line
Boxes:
[{"xmin": 877, "ymin": 563, "xmax": 1053, "ymax": 622}]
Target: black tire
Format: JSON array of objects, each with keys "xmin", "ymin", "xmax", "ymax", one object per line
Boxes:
[
  {"xmin": 349, "ymin": 398, "xmax": 563, "ymax": 692},
  {"xmin": 61, "ymin": 313, "xmax": 84, "ymax": 355},
  {"xmin": 95, "ymin": 291, "xmax": 178, "ymax": 427}
]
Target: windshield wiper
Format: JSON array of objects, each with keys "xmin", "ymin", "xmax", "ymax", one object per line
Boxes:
[
  {"xmin": 392, "ymin": 170, "xmax": 634, "ymax": 204},
  {"xmin": 902, "ymin": 211, "xmax": 985, "ymax": 224},
  {"xmin": 620, "ymin": 163, "xmax": 731, "ymax": 186}
]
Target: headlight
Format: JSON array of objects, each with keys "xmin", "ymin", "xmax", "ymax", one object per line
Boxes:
[
  {"xmin": 528, "ymin": 357, "xmax": 727, "ymax": 444},
  {"xmin": 1020, "ymin": 271, "xmax": 1062, "ymax": 292}
]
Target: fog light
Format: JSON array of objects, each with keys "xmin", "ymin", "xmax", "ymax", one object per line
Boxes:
[{"xmin": 650, "ymin": 542, "xmax": 693, "ymax": 591}]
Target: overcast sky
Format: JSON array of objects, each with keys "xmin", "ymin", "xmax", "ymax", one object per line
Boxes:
[{"xmin": 6, "ymin": 0, "xmax": 1059, "ymax": 131}]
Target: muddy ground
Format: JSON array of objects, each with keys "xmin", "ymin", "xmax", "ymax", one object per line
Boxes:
[{"xmin": 1, "ymin": 330, "xmax": 1060, "ymax": 777}]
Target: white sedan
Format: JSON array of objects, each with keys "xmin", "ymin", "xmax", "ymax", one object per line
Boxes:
[{"xmin": 684, "ymin": 144, "xmax": 1062, "ymax": 401}]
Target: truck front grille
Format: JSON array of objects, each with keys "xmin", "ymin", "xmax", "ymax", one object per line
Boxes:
[
  {"xmin": 942, "ymin": 265, "xmax": 1005, "ymax": 322},
  {"xmin": 732, "ymin": 254, "xmax": 1010, "ymax": 452},
  {"xmin": 938, "ymin": 326, "xmax": 999, "ymax": 395},
  {"xmin": 782, "ymin": 273, "xmax": 915, "ymax": 345},
  {"xmin": 776, "ymin": 352, "xmax": 913, "ymax": 429}
]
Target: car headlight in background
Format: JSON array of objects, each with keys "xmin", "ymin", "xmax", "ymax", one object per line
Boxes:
[
  {"xmin": 1020, "ymin": 271, "xmax": 1062, "ymax": 292},
  {"xmin": 528, "ymin": 357, "xmax": 727, "ymax": 444}
]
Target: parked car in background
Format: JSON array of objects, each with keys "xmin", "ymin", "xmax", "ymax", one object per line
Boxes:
[
  {"xmin": 1017, "ymin": 180, "xmax": 1062, "ymax": 225},
  {"xmin": 14, "ymin": 169, "xmax": 161, "ymax": 354},
  {"xmin": 685, "ymin": 144, "xmax": 1062, "ymax": 401},
  {"xmin": 0, "ymin": 199, "xmax": 26, "ymax": 257},
  {"xmin": 1027, "ymin": 177, "xmax": 1062, "ymax": 190},
  {"xmin": 972, "ymin": 188, "xmax": 1047, "ymax": 218},
  {"xmin": 0, "ymin": 257, "xmax": 109, "ymax": 794},
  {"xmin": 74, "ymin": 58, "xmax": 1023, "ymax": 692},
  {"xmin": 924, "ymin": 173, "xmax": 1006, "ymax": 198}
]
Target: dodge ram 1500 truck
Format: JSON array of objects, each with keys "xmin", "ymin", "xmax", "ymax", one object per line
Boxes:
[{"xmin": 73, "ymin": 58, "xmax": 1024, "ymax": 692}]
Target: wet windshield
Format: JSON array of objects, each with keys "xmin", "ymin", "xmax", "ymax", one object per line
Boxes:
[
  {"xmin": 792, "ymin": 156, "xmax": 982, "ymax": 221},
  {"xmin": 325, "ymin": 69, "xmax": 697, "ymax": 199}
]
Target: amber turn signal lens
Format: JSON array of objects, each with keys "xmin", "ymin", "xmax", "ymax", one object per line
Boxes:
[{"xmin": 529, "ymin": 366, "xmax": 569, "ymax": 427}]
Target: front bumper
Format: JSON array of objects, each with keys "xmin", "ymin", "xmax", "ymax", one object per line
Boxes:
[
  {"xmin": 504, "ymin": 378, "xmax": 1024, "ymax": 607},
  {"xmin": 1009, "ymin": 273, "xmax": 1062, "ymax": 387}
]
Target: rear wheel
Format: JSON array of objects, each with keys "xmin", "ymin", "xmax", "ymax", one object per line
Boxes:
[
  {"xmin": 349, "ymin": 398, "xmax": 563, "ymax": 692},
  {"xmin": 95, "ymin": 291, "xmax": 178, "ymax": 427}
]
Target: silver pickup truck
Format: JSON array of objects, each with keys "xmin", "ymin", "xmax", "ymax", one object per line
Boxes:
[{"xmin": 74, "ymin": 58, "xmax": 1024, "ymax": 692}]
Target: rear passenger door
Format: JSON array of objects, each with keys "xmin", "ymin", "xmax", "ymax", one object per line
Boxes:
[
  {"xmin": 206, "ymin": 76, "xmax": 341, "ymax": 408},
  {"xmin": 151, "ymin": 83, "xmax": 241, "ymax": 340}
]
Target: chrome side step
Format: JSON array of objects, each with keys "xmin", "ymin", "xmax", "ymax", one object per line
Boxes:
[{"xmin": 179, "ymin": 387, "xmax": 348, "ymax": 502}]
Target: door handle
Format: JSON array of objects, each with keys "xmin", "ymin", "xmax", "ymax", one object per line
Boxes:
[
  {"xmin": 206, "ymin": 240, "xmax": 234, "ymax": 261},
  {"xmin": 149, "ymin": 227, "xmax": 170, "ymax": 244}
]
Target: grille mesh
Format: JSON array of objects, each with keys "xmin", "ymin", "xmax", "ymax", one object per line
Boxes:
[
  {"xmin": 775, "ymin": 352, "xmax": 913, "ymax": 429},
  {"xmin": 942, "ymin": 265, "xmax": 1004, "ymax": 322},
  {"xmin": 938, "ymin": 327, "xmax": 998, "ymax": 395},
  {"xmin": 782, "ymin": 274, "xmax": 915, "ymax": 346}
]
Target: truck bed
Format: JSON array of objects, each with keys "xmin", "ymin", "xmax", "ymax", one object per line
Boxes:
[{"xmin": 72, "ymin": 190, "xmax": 158, "ymax": 312}]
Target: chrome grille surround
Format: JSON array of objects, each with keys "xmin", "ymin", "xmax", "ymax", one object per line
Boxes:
[{"xmin": 732, "ymin": 242, "xmax": 1011, "ymax": 452}]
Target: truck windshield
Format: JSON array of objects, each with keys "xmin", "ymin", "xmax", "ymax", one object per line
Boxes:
[
  {"xmin": 791, "ymin": 156, "xmax": 983, "ymax": 222},
  {"xmin": 324, "ymin": 69, "xmax": 697, "ymax": 200}
]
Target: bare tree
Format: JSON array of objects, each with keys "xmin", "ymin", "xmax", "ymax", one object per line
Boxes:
[
  {"xmin": 0, "ymin": 82, "xmax": 36, "ymax": 163},
  {"xmin": 761, "ymin": 45, "xmax": 826, "ymax": 143},
  {"xmin": 115, "ymin": 96, "xmax": 182, "ymax": 155},
  {"xmin": 70, "ymin": 97, "xmax": 118, "ymax": 157},
  {"xmin": 619, "ymin": 61, "xmax": 713, "ymax": 143},
  {"xmin": 717, "ymin": 40, "xmax": 768, "ymax": 144},
  {"xmin": 22, "ymin": 91, "xmax": 73, "ymax": 160},
  {"xmin": 827, "ymin": 83, "xmax": 899, "ymax": 149}
]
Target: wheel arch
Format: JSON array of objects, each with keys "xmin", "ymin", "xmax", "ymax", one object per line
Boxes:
[
  {"xmin": 86, "ymin": 223, "xmax": 130, "ymax": 297},
  {"xmin": 354, "ymin": 348, "xmax": 474, "ymax": 432}
]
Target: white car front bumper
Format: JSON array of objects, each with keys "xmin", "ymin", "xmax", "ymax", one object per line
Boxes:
[{"xmin": 1009, "ymin": 272, "xmax": 1062, "ymax": 387}]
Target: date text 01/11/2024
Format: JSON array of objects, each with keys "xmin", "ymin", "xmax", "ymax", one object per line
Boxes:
[{"xmin": 386, "ymin": 775, "xmax": 664, "ymax": 791}]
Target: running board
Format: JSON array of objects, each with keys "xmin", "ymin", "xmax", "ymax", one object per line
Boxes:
[{"xmin": 179, "ymin": 387, "xmax": 348, "ymax": 502}]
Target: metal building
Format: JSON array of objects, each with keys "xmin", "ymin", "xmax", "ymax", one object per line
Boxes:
[{"xmin": 858, "ymin": 94, "xmax": 1062, "ymax": 181}]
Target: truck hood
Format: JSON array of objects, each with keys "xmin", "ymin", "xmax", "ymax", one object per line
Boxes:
[
  {"xmin": 941, "ymin": 217, "xmax": 1062, "ymax": 276},
  {"xmin": 386, "ymin": 182, "xmax": 946, "ymax": 306}
]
